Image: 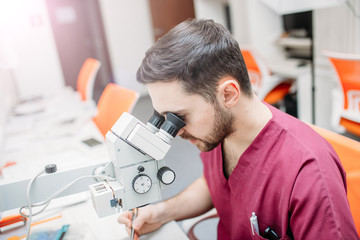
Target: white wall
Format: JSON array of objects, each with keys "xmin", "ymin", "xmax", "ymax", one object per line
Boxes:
[
  {"xmin": 98, "ymin": 0, "xmax": 154, "ymax": 96},
  {"xmin": 98, "ymin": 0, "xmax": 233, "ymax": 96},
  {"xmin": 0, "ymin": 0, "xmax": 64, "ymax": 99},
  {"xmin": 194, "ymin": 0, "xmax": 227, "ymax": 27},
  {"xmin": 229, "ymin": 0, "xmax": 284, "ymax": 60}
]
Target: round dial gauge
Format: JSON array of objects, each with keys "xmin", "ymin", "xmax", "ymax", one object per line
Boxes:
[{"xmin": 132, "ymin": 174, "xmax": 152, "ymax": 194}]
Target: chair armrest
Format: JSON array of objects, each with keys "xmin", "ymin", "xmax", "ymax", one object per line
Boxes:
[{"xmin": 180, "ymin": 208, "xmax": 218, "ymax": 235}]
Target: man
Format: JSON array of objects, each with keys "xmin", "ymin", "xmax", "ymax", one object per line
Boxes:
[{"xmin": 118, "ymin": 19, "xmax": 359, "ymax": 239}]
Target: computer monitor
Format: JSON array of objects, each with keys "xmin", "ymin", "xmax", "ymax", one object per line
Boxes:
[{"xmin": 282, "ymin": 11, "xmax": 312, "ymax": 38}]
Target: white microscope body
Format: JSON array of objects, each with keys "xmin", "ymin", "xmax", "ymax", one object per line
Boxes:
[
  {"xmin": 90, "ymin": 111, "xmax": 185, "ymax": 217},
  {"xmin": 0, "ymin": 111, "xmax": 185, "ymax": 220}
]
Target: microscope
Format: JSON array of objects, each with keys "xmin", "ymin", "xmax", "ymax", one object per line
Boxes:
[
  {"xmin": 90, "ymin": 111, "xmax": 186, "ymax": 217},
  {"xmin": 0, "ymin": 111, "xmax": 185, "ymax": 224}
]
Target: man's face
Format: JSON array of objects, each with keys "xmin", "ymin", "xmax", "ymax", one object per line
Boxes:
[{"xmin": 147, "ymin": 81, "xmax": 234, "ymax": 152}]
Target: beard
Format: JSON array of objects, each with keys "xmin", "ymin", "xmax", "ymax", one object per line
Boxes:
[{"xmin": 180, "ymin": 102, "xmax": 235, "ymax": 152}]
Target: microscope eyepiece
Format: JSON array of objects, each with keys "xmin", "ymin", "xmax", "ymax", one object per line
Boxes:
[
  {"xmin": 160, "ymin": 113, "xmax": 186, "ymax": 137},
  {"xmin": 148, "ymin": 110, "xmax": 165, "ymax": 129}
]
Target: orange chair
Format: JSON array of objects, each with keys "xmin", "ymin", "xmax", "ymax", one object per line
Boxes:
[
  {"xmin": 93, "ymin": 83, "xmax": 139, "ymax": 137},
  {"xmin": 242, "ymin": 48, "xmax": 294, "ymax": 105},
  {"xmin": 310, "ymin": 124, "xmax": 360, "ymax": 236},
  {"xmin": 323, "ymin": 51, "xmax": 360, "ymax": 137},
  {"xmin": 77, "ymin": 58, "xmax": 102, "ymax": 101}
]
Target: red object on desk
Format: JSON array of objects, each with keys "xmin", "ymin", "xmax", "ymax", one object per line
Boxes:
[
  {"xmin": 0, "ymin": 162, "xmax": 17, "ymax": 175},
  {"xmin": 0, "ymin": 215, "xmax": 26, "ymax": 232}
]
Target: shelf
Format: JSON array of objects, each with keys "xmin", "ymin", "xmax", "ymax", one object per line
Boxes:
[{"xmin": 277, "ymin": 37, "xmax": 312, "ymax": 49}]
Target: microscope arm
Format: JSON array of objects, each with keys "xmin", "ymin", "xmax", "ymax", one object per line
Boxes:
[
  {"xmin": 0, "ymin": 112, "xmax": 185, "ymax": 219},
  {"xmin": 0, "ymin": 161, "xmax": 109, "ymax": 212}
]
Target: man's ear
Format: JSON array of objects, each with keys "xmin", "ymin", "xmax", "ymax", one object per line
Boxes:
[{"xmin": 217, "ymin": 77, "xmax": 240, "ymax": 108}]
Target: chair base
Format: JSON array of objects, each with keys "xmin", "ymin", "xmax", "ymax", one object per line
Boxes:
[
  {"xmin": 187, "ymin": 213, "xmax": 219, "ymax": 240},
  {"xmin": 340, "ymin": 118, "xmax": 360, "ymax": 137},
  {"xmin": 264, "ymin": 82, "xmax": 292, "ymax": 105}
]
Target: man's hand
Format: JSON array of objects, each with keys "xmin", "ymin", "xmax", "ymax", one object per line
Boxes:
[
  {"xmin": 118, "ymin": 176, "xmax": 213, "ymax": 239},
  {"xmin": 118, "ymin": 204, "xmax": 165, "ymax": 240}
]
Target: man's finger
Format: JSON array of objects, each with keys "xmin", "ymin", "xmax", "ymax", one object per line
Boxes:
[
  {"xmin": 125, "ymin": 224, "xmax": 131, "ymax": 236},
  {"xmin": 134, "ymin": 232, "xmax": 140, "ymax": 240},
  {"xmin": 118, "ymin": 212, "xmax": 132, "ymax": 228}
]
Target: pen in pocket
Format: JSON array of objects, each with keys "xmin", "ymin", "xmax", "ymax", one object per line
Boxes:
[
  {"xmin": 264, "ymin": 226, "xmax": 280, "ymax": 240},
  {"xmin": 250, "ymin": 212, "xmax": 259, "ymax": 235}
]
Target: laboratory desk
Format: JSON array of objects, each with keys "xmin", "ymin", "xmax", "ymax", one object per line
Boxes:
[
  {"xmin": 1, "ymin": 193, "xmax": 189, "ymax": 240},
  {"xmin": 0, "ymin": 89, "xmax": 104, "ymax": 181},
  {"xmin": 0, "ymin": 88, "xmax": 189, "ymax": 240}
]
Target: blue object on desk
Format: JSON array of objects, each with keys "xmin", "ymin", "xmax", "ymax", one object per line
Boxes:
[
  {"xmin": 29, "ymin": 224, "xmax": 69, "ymax": 240},
  {"xmin": 55, "ymin": 224, "xmax": 69, "ymax": 240}
]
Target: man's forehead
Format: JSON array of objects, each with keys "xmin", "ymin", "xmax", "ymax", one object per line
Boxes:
[
  {"xmin": 147, "ymin": 81, "xmax": 187, "ymax": 112},
  {"xmin": 151, "ymin": 95, "xmax": 188, "ymax": 116},
  {"xmin": 147, "ymin": 81, "xmax": 183, "ymax": 95},
  {"xmin": 146, "ymin": 80, "xmax": 210, "ymax": 117}
]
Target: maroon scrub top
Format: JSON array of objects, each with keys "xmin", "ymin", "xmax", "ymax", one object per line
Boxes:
[{"xmin": 201, "ymin": 104, "xmax": 359, "ymax": 240}]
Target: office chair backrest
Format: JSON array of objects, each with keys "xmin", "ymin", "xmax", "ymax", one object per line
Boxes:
[
  {"xmin": 77, "ymin": 58, "xmax": 102, "ymax": 101},
  {"xmin": 323, "ymin": 51, "xmax": 360, "ymax": 136},
  {"xmin": 93, "ymin": 83, "xmax": 139, "ymax": 137},
  {"xmin": 242, "ymin": 49, "xmax": 268, "ymax": 90},
  {"xmin": 310, "ymin": 124, "xmax": 360, "ymax": 236},
  {"xmin": 242, "ymin": 48, "xmax": 292, "ymax": 104},
  {"xmin": 324, "ymin": 51, "xmax": 360, "ymax": 111}
]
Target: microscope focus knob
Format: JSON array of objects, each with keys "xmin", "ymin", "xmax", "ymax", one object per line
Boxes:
[
  {"xmin": 132, "ymin": 174, "xmax": 152, "ymax": 194},
  {"xmin": 157, "ymin": 167, "xmax": 176, "ymax": 185}
]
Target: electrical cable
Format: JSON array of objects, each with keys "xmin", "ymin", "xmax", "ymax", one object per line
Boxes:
[
  {"xmin": 23, "ymin": 168, "xmax": 45, "ymax": 240},
  {"xmin": 19, "ymin": 166, "xmax": 116, "ymax": 240}
]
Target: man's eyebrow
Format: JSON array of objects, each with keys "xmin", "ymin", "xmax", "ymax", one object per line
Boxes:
[{"xmin": 159, "ymin": 110, "xmax": 185, "ymax": 116}]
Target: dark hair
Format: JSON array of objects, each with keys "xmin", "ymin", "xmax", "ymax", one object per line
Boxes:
[{"xmin": 136, "ymin": 19, "xmax": 252, "ymax": 103}]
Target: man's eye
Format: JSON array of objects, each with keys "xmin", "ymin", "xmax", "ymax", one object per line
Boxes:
[
  {"xmin": 177, "ymin": 115, "xmax": 186, "ymax": 122},
  {"xmin": 165, "ymin": 113, "xmax": 186, "ymax": 123}
]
